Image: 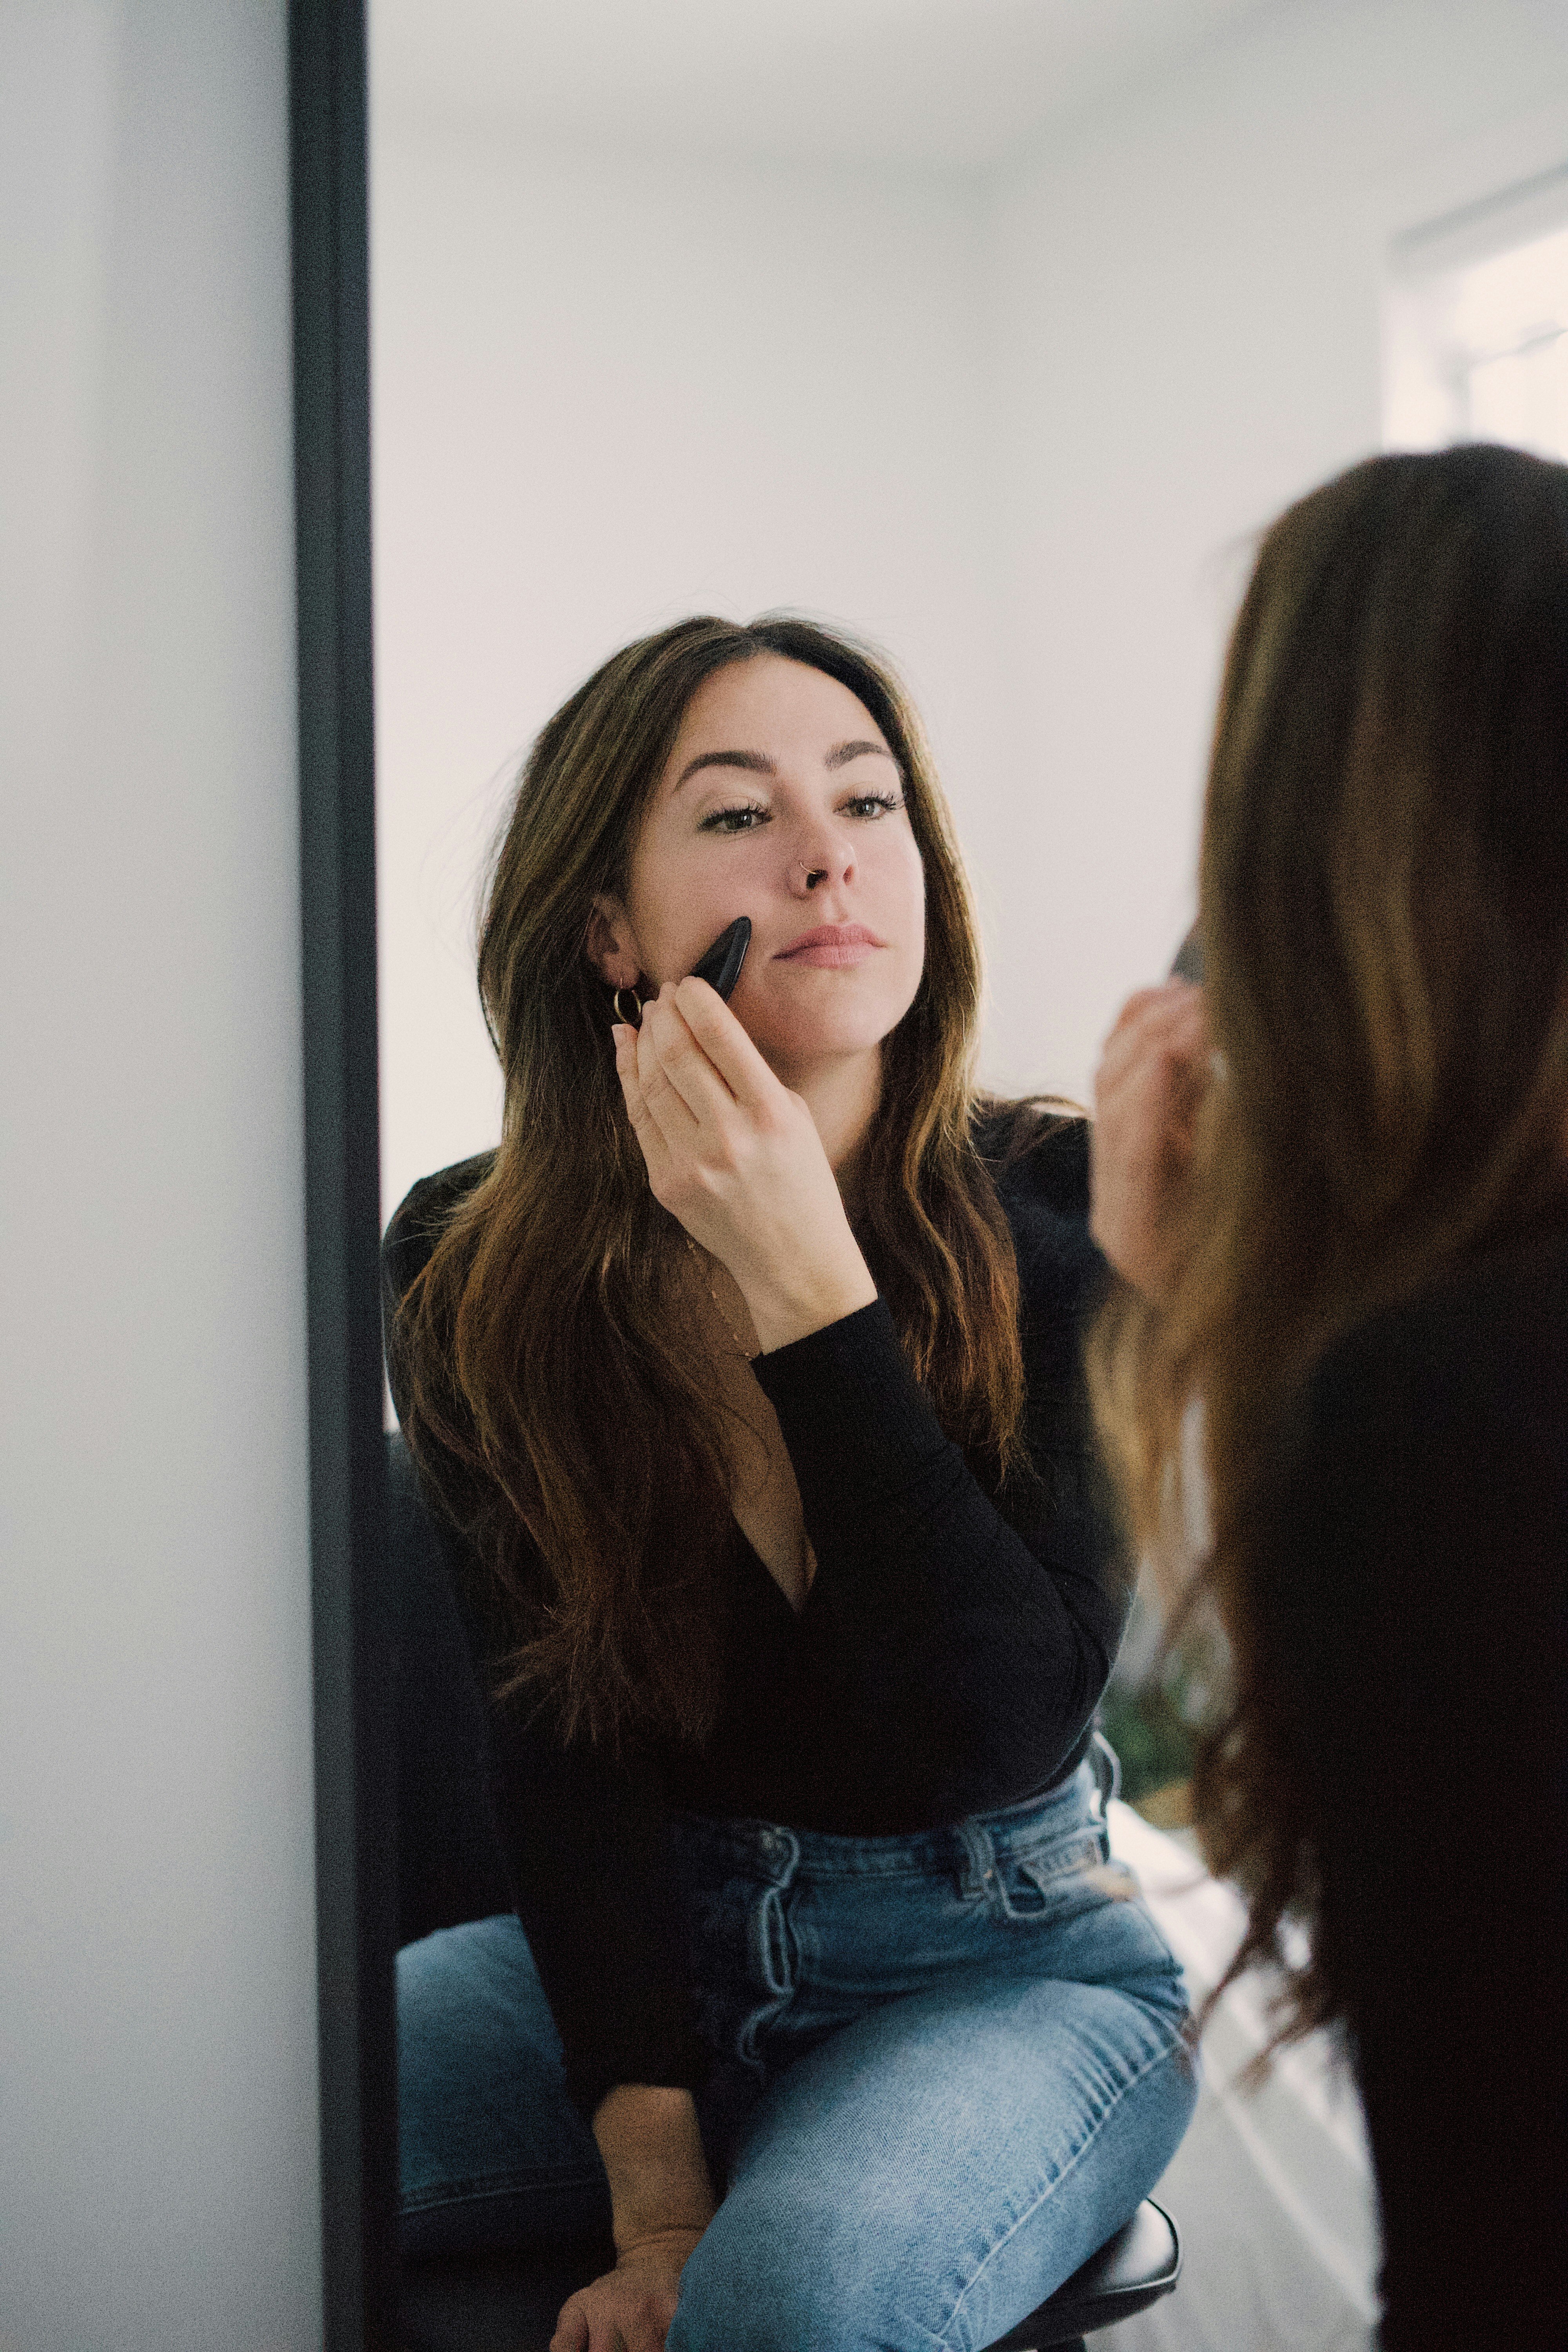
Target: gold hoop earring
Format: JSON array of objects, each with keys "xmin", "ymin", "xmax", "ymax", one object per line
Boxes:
[{"xmin": 612, "ymin": 985, "xmax": 642, "ymax": 1028}]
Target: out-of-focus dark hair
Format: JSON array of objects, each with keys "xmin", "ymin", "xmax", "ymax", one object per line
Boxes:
[
  {"xmin": 392, "ymin": 614, "xmax": 1047, "ymax": 1749},
  {"xmin": 1089, "ymin": 444, "xmax": 1568, "ymax": 2036}
]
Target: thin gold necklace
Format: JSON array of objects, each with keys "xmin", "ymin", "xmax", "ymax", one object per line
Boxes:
[
  {"xmin": 686, "ymin": 1236, "xmax": 816, "ymax": 1595},
  {"xmin": 684, "ymin": 1234, "xmax": 757, "ymax": 1362}
]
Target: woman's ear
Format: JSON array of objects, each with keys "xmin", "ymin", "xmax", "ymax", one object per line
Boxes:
[{"xmin": 585, "ymin": 895, "xmax": 642, "ymax": 990}]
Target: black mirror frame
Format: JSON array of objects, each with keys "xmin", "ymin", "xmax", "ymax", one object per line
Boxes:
[{"xmin": 290, "ymin": 2, "xmax": 400, "ymax": 2343}]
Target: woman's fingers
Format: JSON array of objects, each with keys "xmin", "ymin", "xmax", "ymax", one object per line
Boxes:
[
  {"xmin": 547, "ymin": 2300, "xmax": 589, "ymax": 2351},
  {"xmin": 632, "ymin": 982, "xmax": 792, "ymax": 1180},
  {"xmin": 610, "ymin": 983, "xmax": 868, "ymax": 1343},
  {"xmin": 549, "ymin": 2257, "xmax": 681, "ymax": 2352},
  {"xmin": 617, "ymin": 980, "xmax": 787, "ymax": 1165},
  {"xmin": 615, "ymin": 1004, "xmax": 744, "ymax": 1221},
  {"xmin": 1089, "ymin": 980, "xmax": 1212, "ymax": 1301},
  {"xmin": 548, "ymin": 2295, "xmax": 630, "ymax": 2351},
  {"xmin": 670, "ymin": 975, "xmax": 783, "ymax": 1117},
  {"xmin": 637, "ymin": 987, "xmax": 740, "ymax": 1134},
  {"xmin": 1096, "ymin": 998, "xmax": 1209, "ymax": 1136},
  {"xmin": 613, "ymin": 1023, "xmax": 676, "ymax": 1192},
  {"xmin": 1094, "ymin": 983, "xmax": 1210, "ymax": 1145},
  {"xmin": 1099, "ymin": 982, "xmax": 1180, "ymax": 1051},
  {"xmin": 1095, "ymin": 980, "xmax": 1205, "ymax": 1094}
]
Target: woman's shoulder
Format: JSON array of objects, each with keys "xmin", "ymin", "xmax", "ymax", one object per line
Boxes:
[
  {"xmin": 971, "ymin": 1094, "xmax": 1094, "ymax": 1246},
  {"xmin": 1283, "ymin": 1220, "xmax": 1568, "ymax": 1624},
  {"xmin": 969, "ymin": 1096, "xmax": 1105, "ymax": 1317},
  {"xmin": 971, "ymin": 1095, "xmax": 1091, "ymax": 1215},
  {"xmin": 382, "ymin": 1149, "xmax": 499, "ymax": 1300},
  {"xmin": 1273, "ymin": 1227, "xmax": 1567, "ymax": 1902},
  {"xmin": 1307, "ymin": 1216, "xmax": 1568, "ymax": 1442}
]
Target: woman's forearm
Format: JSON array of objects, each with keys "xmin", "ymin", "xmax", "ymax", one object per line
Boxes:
[{"xmin": 592, "ymin": 2084, "xmax": 717, "ymax": 2253}]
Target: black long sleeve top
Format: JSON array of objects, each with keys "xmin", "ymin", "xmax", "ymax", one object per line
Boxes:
[
  {"xmin": 1261, "ymin": 1221, "xmax": 1567, "ymax": 2352},
  {"xmin": 382, "ymin": 1111, "xmax": 1129, "ymax": 2122}
]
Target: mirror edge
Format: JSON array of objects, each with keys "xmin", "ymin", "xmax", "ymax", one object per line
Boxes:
[{"xmin": 289, "ymin": 0, "xmax": 399, "ymax": 2343}]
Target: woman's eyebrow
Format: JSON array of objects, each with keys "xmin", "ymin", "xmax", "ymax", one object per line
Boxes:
[
  {"xmin": 673, "ymin": 739, "xmax": 896, "ymax": 791},
  {"xmin": 674, "ymin": 748, "xmax": 775, "ymax": 790},
  {"xmin": 826, "ymin": 739, "xmax": 896, "ymax": 769}
]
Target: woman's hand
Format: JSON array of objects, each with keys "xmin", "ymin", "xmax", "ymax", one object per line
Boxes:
[
  {"xmin": 1090, "ymin": 980, "xmax": 1212, "ymax": 1303},
  {"xmin": 548, "ymin": 2225, "xmax": 702, "ymax": 2352},
  {"xmin": 612, "ymin": 977, "xmax": 877, "ymax": 1353}
]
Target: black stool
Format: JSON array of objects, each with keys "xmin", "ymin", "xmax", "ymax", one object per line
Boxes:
[
  {"xmin": 387, "ymin": 1433, "xmax": 1181, "ymax": 2350},
  {"xmin": 401, "ymin": 2199, "xmax": 1178, "ymax": 2350}
]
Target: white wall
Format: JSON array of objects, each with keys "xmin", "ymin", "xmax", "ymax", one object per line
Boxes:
[
  {"xmin": 370, "ymin": 127, "xmax": 1006, "ymax": 1226},
  {"xmin": 373, "ymin": 0, "xmax": 1568, "ymax": 1211},
  {"xmin": 980, "ymin": 0, "xmax": 1568, "ymax": 1103},
  {"xmin": 0, "ymin": 7, "xmax": 320, "ymax": 2348}
]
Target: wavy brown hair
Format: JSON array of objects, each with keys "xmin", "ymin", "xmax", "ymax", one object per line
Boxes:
[
  {"xmin": 1089, "ymin": 445, "xmax": 1568, "ymax": 2038},
  {"xmin": 394, "ymin": 615, "xmax": 1035, "ymax": 1749}
]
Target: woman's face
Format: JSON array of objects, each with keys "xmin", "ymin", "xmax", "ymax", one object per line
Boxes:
[{"xmin": 590, "ymin": 655, "xmax": 927, "ymax": 1082}]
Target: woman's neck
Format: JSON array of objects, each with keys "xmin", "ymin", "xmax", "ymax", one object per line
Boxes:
[{"xmin": 771, "ymin": 1044, "xmax": 882, "ymax": 1185}]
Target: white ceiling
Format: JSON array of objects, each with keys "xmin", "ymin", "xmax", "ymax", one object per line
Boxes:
[{"xmin": 372, "ymin": 0, "xmax": 1287, "ymax": 173}]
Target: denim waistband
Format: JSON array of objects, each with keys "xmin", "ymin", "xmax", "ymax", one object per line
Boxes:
[{"xmin": 671, "ymin": 1741, "xmax": 1114, "ymax": 1890}]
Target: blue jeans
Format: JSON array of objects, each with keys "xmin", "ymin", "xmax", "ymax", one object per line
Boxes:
[{"xmin": 398, "ymin": 1751, "xmax": 1197, "ymax": 2351}]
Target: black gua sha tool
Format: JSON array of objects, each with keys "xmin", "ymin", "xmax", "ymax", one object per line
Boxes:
[
  {"xmin": 615, "ymin": 917, "xmax": 751, "ymax": 1027},
  {"xmin": 1169, "ymin": 926, "xmax": 1205, "ymax": 984},
  {"xmin": 689, "ymin": 915, "xmax": 751, "ymax": 1002}
]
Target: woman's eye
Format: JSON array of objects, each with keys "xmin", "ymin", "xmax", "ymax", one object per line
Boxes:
[
  {"xmin": 699, "ymin": 791, "xmax": 902, "ymax": 834},
  {"xmin": 700, "ymin": 802, "xmax": 771, "ymax": 835}
]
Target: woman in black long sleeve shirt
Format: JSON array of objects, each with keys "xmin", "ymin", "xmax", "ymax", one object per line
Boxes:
[
  {"xmin": 387, "ymin": 615, "xmax": 1195, "ymax": 2352},
  {"xmin": 390, "ymin": 1110, "xmax": 1129, "ymax": 2112},
  {"xmin": 1087, "ymin": 445, "xmax": 1568, "ymax": 2350}
]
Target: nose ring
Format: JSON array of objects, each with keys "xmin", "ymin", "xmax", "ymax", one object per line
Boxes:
[{"xmin": 794, "ymin": 862, "xmax": 828, "ymax": 890}]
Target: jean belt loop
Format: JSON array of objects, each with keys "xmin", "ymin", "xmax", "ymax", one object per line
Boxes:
[
  {"xmin": 956, "ymin": 1816, "xmax": 996, "ymax": 1902},
  {"xmin": 1089, "ymin": 1730, "xmax": 1121, "ymax": 1844},
  {"xmin": 756, "ymin": 1824, "xmax": 799, "ymax": 1886}
]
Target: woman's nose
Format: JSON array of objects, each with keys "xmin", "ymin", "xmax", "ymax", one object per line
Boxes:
[{"xmin": 786, "ymin": 827, "xmax": 851, "ymax": 897}]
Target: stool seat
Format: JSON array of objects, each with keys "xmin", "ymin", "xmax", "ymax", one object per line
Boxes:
[
  {"xmin": 403, "ymin": 2239, "xmax": 613, "ymax": 2352},
  {"xmin": 982, "ymin": 2198, "xmax": 1181, "ymax": 2347},
  {"xmin": 400, "ymin": 2199, "xmax": 1179, "ymax": 2351}
]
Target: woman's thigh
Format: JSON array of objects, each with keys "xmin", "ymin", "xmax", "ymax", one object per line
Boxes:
[
  {"xmin": 397, "ymin": 1915, "xmax": 612, "ymax": 2257},
  {"xmin": 669, "ymin": 1966, "xmax": 1197, "ymax": 2352}
]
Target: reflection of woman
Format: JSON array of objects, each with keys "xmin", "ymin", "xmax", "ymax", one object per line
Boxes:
[
  {"xmin": 385, "ymin": 616, "xmax": 1196, "ymax": 2352},
  {"xmin": 1088, "ymin": 447, "xmax": 1568, "ymax": 2351}
]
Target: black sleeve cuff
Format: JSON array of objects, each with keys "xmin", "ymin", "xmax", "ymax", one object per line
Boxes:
[{"xmin": 751, "ymin": 1298, "xmax": 953, "ymax": 1496}]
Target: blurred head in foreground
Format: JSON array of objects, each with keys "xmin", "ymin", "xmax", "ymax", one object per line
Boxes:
[{"xmin": 1091, "ymin": 441, "xmax": 1568, "ymax": 2023}]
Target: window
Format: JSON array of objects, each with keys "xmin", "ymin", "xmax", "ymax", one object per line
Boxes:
[{"xmin": 1384, "ymin": 166, "xmax": 1568, "ymax": 461}]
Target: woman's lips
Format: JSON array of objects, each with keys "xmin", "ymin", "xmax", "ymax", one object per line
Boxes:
[{"xmin": 774, "ymin": 924, "xmax": 884, "ymax": 969}]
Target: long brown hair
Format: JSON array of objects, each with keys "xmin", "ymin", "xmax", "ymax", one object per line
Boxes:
[
  {"xmin": 394, "ymin": 615, "xmax": 1032, "ymax": 1748},
  {"xmin": 1089, "ymin": 445, "xmax": 1568, "ymax": 2037}
]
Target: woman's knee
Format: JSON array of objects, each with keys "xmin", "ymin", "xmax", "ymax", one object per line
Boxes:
[
  {"xmin": 670, "ymin": 2173, "xmax": 951, "ymax": 2352},
  {"xmin": 670, "ymin": 2014, "xmax": 1198, "ymax": 2352},
  {"xmin": 397, "ymin": 1914, "xmax": 560, "ymax": 2074},
  {"xmin": 397, "ymin": 1915, "xmax": 603, "ymax": 2221}
]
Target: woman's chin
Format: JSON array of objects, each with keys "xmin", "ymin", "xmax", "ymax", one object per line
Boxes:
[{"xmin": 743, "ymin": 1000, "xmax": 908, "ymax": 1078}]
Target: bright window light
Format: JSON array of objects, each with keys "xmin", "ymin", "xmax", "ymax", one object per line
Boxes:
[{"xmin": 1384, "ymin": 176, "xmax": 1568, "ymax": 461}]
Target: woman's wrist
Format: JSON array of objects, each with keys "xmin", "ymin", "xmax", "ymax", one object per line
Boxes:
[
  {"xmin": 592, "ymin": 2084, "xmax": 717, "ymax": 2252},
  {"xmin": 739, "ymin": 1248, "xmax": 878, "ymax": 1354},
  {"xmin": 613, "ymin": 2221, "xmax": 707, "ymax": 2266}
]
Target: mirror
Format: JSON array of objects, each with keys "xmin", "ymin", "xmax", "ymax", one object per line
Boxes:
[
  {"xmin": 355, "ymin": 4, "xmax": 1568, "ymax": 2343},
  {"xmin": 368, "ymin": 1, "xmax": 1298, "ymax": 1227}
]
